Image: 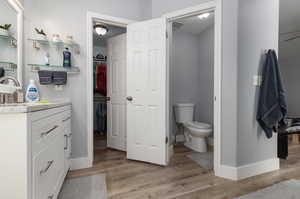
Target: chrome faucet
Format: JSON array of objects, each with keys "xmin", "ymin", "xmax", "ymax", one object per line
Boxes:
[
  {"xmin": 0, "ymin": 76, "xmax": 21, "ymax": 87},
  {"xmin": 0, "ymin": 76, "xmax": 23, "ymax": 104}
]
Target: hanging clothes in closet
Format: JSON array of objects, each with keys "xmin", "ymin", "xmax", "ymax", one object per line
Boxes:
[
  {"xmin": 96, "ymin": 65, "xmax": 107, "ymax": 95},
  {"xmin": 95, "ymin": 100, "xmax": 107, "ymax": 134},
  {"xmin": 93, "ymin": 53, "xmax": 107, "ymax": 134}
]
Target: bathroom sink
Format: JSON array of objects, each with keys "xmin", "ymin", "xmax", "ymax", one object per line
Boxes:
[{"xmin": 0, "ymin": 101, "xmax": 52, "ymax": 107}]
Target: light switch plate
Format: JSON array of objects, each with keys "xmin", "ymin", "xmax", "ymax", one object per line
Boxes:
[{"xmin": 253, "ymin": 75, "xmax": 262, "ymax": 86}]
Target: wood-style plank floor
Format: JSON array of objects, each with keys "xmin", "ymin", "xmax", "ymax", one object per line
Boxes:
[{"xmin": 68, "ymin": 144, "xmax": 300, "ymax": 199}]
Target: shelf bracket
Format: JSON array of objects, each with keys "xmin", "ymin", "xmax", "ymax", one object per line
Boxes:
[
  {"xmin": 10, "ymin": 39, "xmax": 17, "ymax": 48},
  {"xmin": 33, "ymin": 41, "xmax": 40, "ymax": 50}
]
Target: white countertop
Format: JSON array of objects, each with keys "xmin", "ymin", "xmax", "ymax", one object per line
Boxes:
[{"xmin": 0, "ymin": 100, "xmax": 71, "ymax": 114}]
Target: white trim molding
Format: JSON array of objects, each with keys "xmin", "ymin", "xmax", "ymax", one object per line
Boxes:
[
  {"xmin": 218, "ymin": 158, "xmax": 280, "ymax": 181},
  {"xmin": 86, "ymin": 11, "xmax": 136, "ymax": 169},
  {"xmin": 163, "ymin": 0, "xmax": 223, "ymax": 178}
]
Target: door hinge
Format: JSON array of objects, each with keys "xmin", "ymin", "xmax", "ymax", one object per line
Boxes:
[
  {"xmin": 165, "ymin": 137, "xmax": 169, "ymax": 144},
  {"xmin": 166, "ymin": 31, "xmax": 168, "ymax": 39}
]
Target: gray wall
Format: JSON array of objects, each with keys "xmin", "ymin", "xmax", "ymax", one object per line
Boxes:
[
  {"xmin": 236, "ymin": 0, "xmax": 279, "ymax": 166},
  {"xmin": 171, "ymin": 31, "xmax": 202, "ymax": 122},
  {"xmin": 197, "ymin": 26, "xmax": 214, "ymax": 124},
  {"xmin": 23, "ymin": 0, "xmax": 151, "ymax": 159},
  {"xmin": 279, "ymin": 40, "xmax": 300, "ymax": 116}
]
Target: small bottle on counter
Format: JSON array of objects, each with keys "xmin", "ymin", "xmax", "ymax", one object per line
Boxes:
[{"xmin": 25, "ymin": 79, "xmax": 40, "ymax": 102}]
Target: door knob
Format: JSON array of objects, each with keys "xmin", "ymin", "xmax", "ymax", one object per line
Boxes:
[{"xmin": 126, "ymin": 96, "xmax": 133, "ymax": 101}]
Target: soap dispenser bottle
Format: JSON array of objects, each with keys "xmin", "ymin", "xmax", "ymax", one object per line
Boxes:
[
  {"xmin": 25, "ymin": 79, "xmax": 40, "ymax": 102},
  {"xmin": 63, "ymin": 47, "xmax": 71, "ymax": 67}
]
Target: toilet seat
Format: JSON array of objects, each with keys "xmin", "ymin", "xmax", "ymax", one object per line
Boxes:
[{"xmin": 186, "ymin": 121, "xmax": 212, "ymax": 129}]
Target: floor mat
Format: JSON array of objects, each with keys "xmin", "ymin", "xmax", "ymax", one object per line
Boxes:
[
  {"xmin": 58, "ymin": 174, "xmax": 107, "ymax": 199},
  {"xmin": 235, "ymin": 179, "xmax": 300, "ymax": 199}
]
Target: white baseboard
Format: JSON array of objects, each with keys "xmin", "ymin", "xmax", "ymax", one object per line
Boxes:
[
  {"xmin": 70, "ymin": 157, "xmax": 91, "ymax": 171},
  {"xmin": 218, "ymin": 158, "xmax": 280, "ymax": 181},
  {"xmin": 236, "ymin": 158, "xmax": 280, "ymax": 180},
  {"xmin": 218, "ymin": 164, "xmax": 238, "ymax": 180}
]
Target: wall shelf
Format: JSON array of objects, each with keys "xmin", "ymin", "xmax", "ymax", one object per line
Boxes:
[
  {"xmin": 0, "ymin": 34, "xmax": 17, "ymax": 47},
  {"xmin": 28, "ymin": 64, "xmax": 80, "ymax": 73},
  {"xmin": 0, "ymin": 61, "xmax": 17, "ymax": 71},
  {"xmin": 28, "ymin": 38, "xmax": 80, "ymax": 54}
]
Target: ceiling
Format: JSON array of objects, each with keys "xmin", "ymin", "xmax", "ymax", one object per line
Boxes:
[
  {"xmin": 93, "ymin": 23, "xmax": 126, "ymax": 46},
  {"xmin": 173, "ymin": 12, "xmax": 214, "ymax": 35}
]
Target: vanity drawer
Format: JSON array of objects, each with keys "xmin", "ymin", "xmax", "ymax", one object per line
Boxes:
[
  {"xmin": 33, "ymin": 134, "xmax": 64, "ymax": 199},
  {"xmin": 31, "ymin": 113, "xmax": 63, "ymax": 155}
]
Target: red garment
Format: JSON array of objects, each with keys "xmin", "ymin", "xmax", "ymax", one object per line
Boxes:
[{"xmin": 96, "ymin": 65, "xmax": 107, "ymax": 95}]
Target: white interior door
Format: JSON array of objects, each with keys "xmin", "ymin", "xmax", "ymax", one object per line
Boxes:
[
  {"xmin": 127, "ymin": 18, "xmax": 167, "ymax": 165},
  {"xmin": 107, "ymin": 33, "xmax": 127, "ymax": 151}
]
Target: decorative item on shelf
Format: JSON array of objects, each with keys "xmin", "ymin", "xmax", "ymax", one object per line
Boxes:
[
  {"xmin": 28, "ymin": 32, "xmax": 80, "ymax": 53},
  {"xmin": 45, "ymin": 52, "xmax": 50, "ymax": 66},
  {"xmin": 52, "ymin": 34, "xmax": 62, "ymax": 43},
  {"xmin": 63, "ymin": 47, "xmax": 71, "ymax": 67},
  {"xmin": 0, "ymin": 24, "xmax": 16, "ymax": 47},
  {"xmin": 34, "ymin": 28, "xmax": 47, "ymax": 40},
  {"xmin": 65, "ymin": 35, "xmax": 74, "ymax": 45},
  {"xmin": 32, "ymin": 28, "xmax": 47, "ymax": 49},
  {"xmin": 28, "ymin": 64, "xmax": 80, "ymax": 74},
  {"xmin": 65, "ymin": 35, "xmax": 80, "ymax": 54},
  {"xmin": 0, "ymin": 24, "xmax": 11, "ymax": 36}
]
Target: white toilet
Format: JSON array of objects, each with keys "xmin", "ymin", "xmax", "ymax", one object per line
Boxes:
[{"xmin": 174, "ymin": 103, "xmax": 213, "ymax": 153}]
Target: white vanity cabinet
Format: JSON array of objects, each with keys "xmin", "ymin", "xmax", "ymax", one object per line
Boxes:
[{"xmin": 0, "ymin": 103, "xmax": 72, "ymax": 199}]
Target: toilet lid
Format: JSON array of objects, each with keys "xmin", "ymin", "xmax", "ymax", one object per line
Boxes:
[{"xmin": 186, "ymin": 121, "xmax": 212, "ymax": 129}]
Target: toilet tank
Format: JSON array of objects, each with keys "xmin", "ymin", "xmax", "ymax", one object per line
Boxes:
[{"xmin": 174, "ymin": 103, "xmax": 195, "ymax": 124}]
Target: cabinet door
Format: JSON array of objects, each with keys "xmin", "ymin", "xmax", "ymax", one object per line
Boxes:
[{"xmin": 33, "ymin": 134, "xmax": 64, "ymax": 199}]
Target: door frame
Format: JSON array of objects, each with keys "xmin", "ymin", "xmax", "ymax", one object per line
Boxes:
[
  {"xmin": 163, "ymin": 0, "xmax": 223, "ymax": 176},
  {"xmin": 86, "ymin": 11, "xmax": 136, "ymax": 167}
]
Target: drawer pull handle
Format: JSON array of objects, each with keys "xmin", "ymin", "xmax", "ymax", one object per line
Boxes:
[
  {"xmin": 62, "ymin": 117, "xmax": 71, "ymax": 122},
  {"xmin": 40, "ymin": 125, "xmax": 58, "ymax": 137},
  {"xmin": 40, "ymin": 160, "xmax": 54, "ymax": 175},
  {"xmin": 48, "ymin": 194, "xmax": 54, "ymax": 199},
  {"xmin": 64, "ymin": 134, "xmax": 68, "ymax": 150}
]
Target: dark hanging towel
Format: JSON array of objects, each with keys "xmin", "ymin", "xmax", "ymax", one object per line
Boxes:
[{"xmin": 257, "ymin": 49, "xmax": 287, "ymax": 139}]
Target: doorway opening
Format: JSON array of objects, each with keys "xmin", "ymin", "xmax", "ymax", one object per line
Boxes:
[
  {"xmin": 87, "ymin": 13, "xmax": 134, "ymax": 167},
  {"xmin": 278, "ymin": 0, "xmax": 300, "ymax": 170},
  {"xmin": 92, "ymin": 21, "xmax": 127, "ymax": 161},
  {"xmin": 168, "ymin": 11, "xmax": 215, "ymax": 170}
]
